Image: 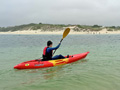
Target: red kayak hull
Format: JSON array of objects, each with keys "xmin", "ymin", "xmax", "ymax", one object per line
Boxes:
[{"xmin": 14, "ymin": 52, "xmax": 89, "ymax": 69}]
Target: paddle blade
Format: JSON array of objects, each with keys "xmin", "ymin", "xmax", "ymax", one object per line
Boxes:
[{"xmin": 63, "ymin": 28, "xmax": 70, "ymax": 39}]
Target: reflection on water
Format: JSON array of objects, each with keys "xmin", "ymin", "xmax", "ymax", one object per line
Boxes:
[{"xmin": 14, "ymin": 59, "xmax": 88, "ymax": 85}]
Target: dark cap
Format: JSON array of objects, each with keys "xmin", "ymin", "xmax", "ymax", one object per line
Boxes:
[{"xmin": 47, "ymin": 40, "xmax": 53, "ymax": 46}]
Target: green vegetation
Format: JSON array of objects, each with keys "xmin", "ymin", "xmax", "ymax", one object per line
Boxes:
[
  {"xmin": 106, "ymin": 26, "xmax": 120, "ymax": 31},
  {"xmin": 73, "ymin": 25, "xmax": 103, "ymax": 32},
  {"xmin": 0, "ymin": 23, "xmax": 120, "ymax": 32},
  {"xmin": 0, "ymin": 23, "xmax": 36, "ymax": 32},
  {"xmin": 0, "ymin": 23, "xmax": 68, "ymax": 32}
]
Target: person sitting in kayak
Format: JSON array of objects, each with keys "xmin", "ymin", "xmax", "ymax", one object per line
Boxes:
[{"xmin": 42, "ymin": 40, "xmax": 65, "ymax": 61}]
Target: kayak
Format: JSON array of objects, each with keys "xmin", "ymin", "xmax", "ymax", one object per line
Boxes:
[{"xmin": 14, "ymin": 52, "xmax": 89, "ymax": 69}]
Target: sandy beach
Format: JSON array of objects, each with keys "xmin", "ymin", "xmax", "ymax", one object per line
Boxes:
[{"xmin": 0, "ymin": 28, "xmax": 120, "ymax": 34}]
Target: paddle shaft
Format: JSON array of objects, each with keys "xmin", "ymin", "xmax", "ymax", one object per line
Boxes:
[{"xmin": 53, "ymin": 38, "xmax": 63, "ymax": 55}]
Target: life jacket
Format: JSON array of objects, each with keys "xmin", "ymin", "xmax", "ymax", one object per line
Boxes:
[{"xmin": 42, "ymin": 47, "xmax": 53, "ymax": 61}]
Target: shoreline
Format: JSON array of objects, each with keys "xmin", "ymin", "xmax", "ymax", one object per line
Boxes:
[{"xmin": 0, "ymin": 29, "xmax": 120, "ymax": 35}]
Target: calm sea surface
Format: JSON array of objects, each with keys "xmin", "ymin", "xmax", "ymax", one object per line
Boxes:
[{"xmin": 0, "ymin": 34, "xmax": 120, "ymax": 90}]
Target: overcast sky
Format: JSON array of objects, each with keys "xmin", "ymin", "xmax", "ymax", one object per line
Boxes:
[{"xmin": 0, "ymin": 0, "xmax": 120, "ymax": 27}]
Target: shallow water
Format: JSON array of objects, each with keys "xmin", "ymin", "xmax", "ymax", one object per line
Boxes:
[{"xmin": 0, "ymin": 34, "xmax": 120, "ymax": 90}]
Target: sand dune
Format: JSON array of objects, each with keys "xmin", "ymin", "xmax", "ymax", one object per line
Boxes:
[{"xmin": 0, "ymin": 28, "xmax": 120, "ymax": 34}]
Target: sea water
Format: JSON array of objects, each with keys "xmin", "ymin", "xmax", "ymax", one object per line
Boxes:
[{"xmin": 0, "ymin": 34, "xmax": 120, "ymax": 90}]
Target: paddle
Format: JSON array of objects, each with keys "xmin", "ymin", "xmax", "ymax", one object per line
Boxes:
[
  {"xmin": 53, "ymin": 28, "xmax": 70, "ymax": 55},
  {"xmin": 35, "ymin": 28, "xmax": 70, "ymax": 61}
]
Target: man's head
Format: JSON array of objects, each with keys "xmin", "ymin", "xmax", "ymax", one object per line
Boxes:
[{"xmin": 47, "ymin": 40, "xmax": 53, "ymax": 47}]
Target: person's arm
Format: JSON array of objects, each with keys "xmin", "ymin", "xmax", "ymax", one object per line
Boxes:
[{"xmin": 47, "ymin": 43, "xmax": 61, "ymax": 52}]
